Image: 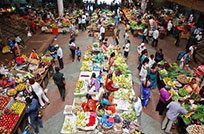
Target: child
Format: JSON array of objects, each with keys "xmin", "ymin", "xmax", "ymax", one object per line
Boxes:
[{"xmin": 76, "ymin": 47, "xmax": 81, "ymax": 61}]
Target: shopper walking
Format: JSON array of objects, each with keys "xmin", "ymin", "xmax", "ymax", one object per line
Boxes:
[
  {"xmin": 141, "ymin": 75, "xmax": 152, "ymax": 107},
  {"xmin": 28, "ymin": 79, "xmax": 50, "ymax": 108},
  {"xmin": 167, "ymin": 20, "xmax": 172, "ymax": 35},
  {"xmin": 26, "ymin": 97, "xmax": 43, "ymax": 134},
  {"xmin": 123, "ymin": 40, "xmax": 130, "ymax": 58},
  {"xmin": 114, "ymin": 29, "xmax": 120, "ymax": 45},
  {"xmin": 100, "ymin": 25, "xmax": 105, "ymax": 41},
  {"xmin": 143, "ymin": 25, "xmax": 148, "ymax": 43},
  {"xmin": 152, "ymin": 28, "xmax": 159, "ymax": 48},
  {"xmin": 69, "ymin": 40, "xmax": 76, "ymax": 62},
  {"xmin": 55, "ymin": 44, "xmax": 64, "ymax": 69},
  {"xmin": 53, "ymin": 67, "xmax": 66, "ymax": 101},
  {"xmin": 156, "ymin": 85, "xmax": 172, "ymax": 115}
]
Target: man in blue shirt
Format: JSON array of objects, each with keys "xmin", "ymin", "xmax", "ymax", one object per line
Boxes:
[{"xmin": 26, "ymin": 97, "xmax": 43, "ymax": 134}]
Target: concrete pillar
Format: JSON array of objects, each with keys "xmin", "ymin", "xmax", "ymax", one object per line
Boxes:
[{"xmin": 57, "ymin": 0, "xmax": 64, "ymax": 17}]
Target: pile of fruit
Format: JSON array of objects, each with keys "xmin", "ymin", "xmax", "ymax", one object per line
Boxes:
[
  {"xmin": 75, "ymin": 111, "xmax": 86, "ymax": 127},
  {"xmin": 121, "ymin": 110, "xmax": 137, "ymax": 121},
  {"xmin": 80, "ymin": 61, "xmax": 92, "ymax": 72},
  {"xmin": 0, "ymin": 108, "xmax": 19, "ymax": 133},
  {"xmin": 15, "ymin": 83, "xmax": 26, "ymax": 91},
  {"xmin": 83, "ymin": 55, "xmax": 92, "ymax": 61},
  {"xmin": 178, "ymin": 88, "xmax": 189, "ymax": 97},
  {"xmin": 75, "ymin": 80, "xmax": 84, "ymax": 93},
  {"xmin": 187, "ymin": 124, "xmax": 204, "ymax": 134},
  {"xmin": 113, "ymin": 74, "xmax": 132, "ymax": 89},
  {"xmin": 0, "ymin": 96, "xmax": 11, "ymax": 110},
  {"xmin": 7, "ymin": 89, "xmax": 17, "ymax": 96},
  {"xmin": 62, "ymin": 118, "xmax": 73, "ymax": 132},
  {"xmin": 11, "ymin": 102, "xmax": 26, "ymax": 115}
]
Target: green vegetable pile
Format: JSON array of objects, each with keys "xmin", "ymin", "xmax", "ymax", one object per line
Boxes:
[
  {"xmin": 172, "ymin": 95, "xmax": 179, "ymax": 101},
  {"xmin": 192, "ymin": 105, "xmax": 204, "ymax": 122},
  {"xmin": 113, "ymin": 91, "xmax": 120, "ymax": 99},
  {"xmin": 178, "ymin": 88, "xmax": 189, "ymax": 97},
  {"xmin": 159, "ymin": 69, "xmax": 168, "ymax": 78},
  {"xmin": 121, "ymin": 110, "xmax": 137, "ymax": 121}
]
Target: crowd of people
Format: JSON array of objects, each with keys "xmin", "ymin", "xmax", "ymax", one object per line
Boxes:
[{"xmin": 0, "ymin": 0, "xmax": 203, "ymax": 134}]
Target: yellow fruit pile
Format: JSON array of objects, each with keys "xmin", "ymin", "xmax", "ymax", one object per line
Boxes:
[
  {"xmin": 21, "ymin": 54, "xmax": 28, "ymax": 60},
  {"xmin": 75, "ymin": 111, "xmax": 86, "ymax": 127},
  {"xmin": 80, "ymin": 61, "xmax": 92, "ymax": 72},
  {"xmin": 113, "ymin": 74, "xmax": 132, "ymax": 89},
  {"xmin": 7, "ymin": 89, "xmax": 17, "ymax": 96},
  {"xmin": 83, "ymin": 55, "xmax": 92, "ymax": 61},
  {"xmin": 11, "ymin": 102, "xmax": 26, "ymax": 115},
  {"xmin": 75, "ymin": 80, "xmax": 84, "ymax": 93},
  {"xmin": 15, "ymin": 83, "xmax": 26, "ymax": 91},
  {"xmin": 63, "ymin": 118, "xmax": 73, "ymax": 132},
  {"xmin": 120, "ymin": 89, "xmax": 133, "ymax": 100}
]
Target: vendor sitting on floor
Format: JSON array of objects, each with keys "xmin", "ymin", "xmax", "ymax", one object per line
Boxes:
[
  {"xmin": 28, "ymin": 49, "xmax": 40, "ymax": 64},
  {"xmin": 108, "ymin": 52, "xmax": 115, "ymax": 71},
  {"xmin": 82, "ymin": 94, "xmax": 97, "ymax": 112},
  {"xmin": 100, "ymin": 92, "xmax": 116, "ymax": 113},
  {"xmin": 105, "ymin": 73, "xmax": 119, "ymax": 92},
  {"xmin": 0, "ymin": 74, "xmax": 15, "ymax": 89},
  {"xmin": 88, "ymin": 73, "xmax": 100, "ymax": 92},
  {"xmin": 189, "ymin": 78, "xmax": 200, "ymax": 94}
]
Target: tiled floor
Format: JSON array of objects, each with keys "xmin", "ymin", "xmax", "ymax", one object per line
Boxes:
[{"xmin": 35, "ymin": 24, "xmax": 190, "ymax": 134}]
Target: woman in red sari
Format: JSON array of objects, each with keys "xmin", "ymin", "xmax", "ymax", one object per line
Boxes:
[
  {"xmin": 105, "ymin": 73, "xmax": 118, "ymax": 92},
  {"xmin": 82, "ymin": 94, "xmax": 97, "ymax": 112}
]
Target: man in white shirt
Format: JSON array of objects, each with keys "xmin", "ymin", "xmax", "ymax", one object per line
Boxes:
[
  {"xmin": 100, "ymin": 25, "xmax": 105, "ymax": 41},
  {"xmin": 195, "ymin": 32, "xmax": 202, "ymax": 42},
  {"xmin": 143, "ymin": 25, "xmax": 148, "ymax": 43},
  {"xmin": 137, "ymin": 42, "xmax": 146, "ymax": 56},
  {"xmin": 149, "ymin": 17, "xmax": 154, "ymax": 30},
  {"xmin": 189, "ymin": 45, "xmax": 198, "ymax": 63},
  {"xmin": 81, "ymin": 14, "xmax": 86, "ymax": 31},
  {"xmin": 152, "ymin": 29, "xmax": 159, "ymax": 48},
  {"xmin": 15, "ymin": 35, "xmax": 24, "ymax": 45},
  {"xmin": 55, "ymin": 44, "xmax": 64, "ymax": 69},
  {"xmin": 133, "ymin": 96, "xmax": 142, "ymax": 125},
  {"xmin": 167, "ymin": 20, "xmax": 173, "ymax": 35},
  {"xmin": 123, "ymin": 40, "xmax": 130, "ymax": 58}
]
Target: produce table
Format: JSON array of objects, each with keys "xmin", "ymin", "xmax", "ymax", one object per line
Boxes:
[
  {"xmin": 157, "ymin": 61, "xmax": 204, "ymax": 132},
  {"xmin": 0, "ymin": 96, "xmax": 27, "ymax": 134},
  {"xmin": 61, "ymin": 43, "xmax": 142, "ymax": 133}
]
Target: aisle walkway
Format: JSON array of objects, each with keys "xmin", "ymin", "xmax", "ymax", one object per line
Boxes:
[{"xmin": 39, "ymin": 24, "xmax": 187, "ymax": 134}]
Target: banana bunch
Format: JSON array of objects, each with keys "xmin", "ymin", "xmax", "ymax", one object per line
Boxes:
[
  {"xmin": 83, "ymin": 55, "xmax": 92, "ymax": 61},
  {"xmin": 80, "ymin": 61, "xmax": 92, "ymax": 72},
  {"xmin": 134, "ymin": 131, "xmax": 141, "ymax": 134},
  {"xmin": 15, "ymin": 83, "xmax": 26, "ymax": 91},
  {"xmin": 63, "ymin": 118, "xmax": 73, "ymax": 132},
  {"xmin": 75, "ymin": 80, "xmax": 84, "ymax": 93},
  {"xmin": 75, "ymin": 111, "xmax": 86, "ymax": 127},
  {"xmin": 21, "ymin": 54, "xmax": 28, "ymax": 60},
  {"xmin": 11, "ymin": 102, "xmax": 26, "ymax": 115}
]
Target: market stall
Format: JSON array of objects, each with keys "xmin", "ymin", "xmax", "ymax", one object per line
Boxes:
[
  {"xmin": 61, "ymin": 42, "xmax": 143, "ymax": 134},
  {"xmin": 157, "ymin": 61, "xmax": 204, "ymax": 133},
  {"xmin": 0, "ymin": 51, "xmax": 55, "ymax": 133}
]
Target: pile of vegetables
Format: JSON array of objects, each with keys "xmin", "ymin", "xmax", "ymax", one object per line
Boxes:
[
  {"xmin": 159, "ymin": 69, "xmax": 168, "ymax": 78},
  {"xmin": 178, "ymin": 88, "xmax": 189, "ymax": 97},
  {"xmin": 121, "ymin": 110, "xmax": 137, "ymax": 121}
]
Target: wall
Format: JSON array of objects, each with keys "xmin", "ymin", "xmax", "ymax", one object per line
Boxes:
[{"xmin": 168, "ymin": 0, "xmax": 204, "ymax": 12}]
